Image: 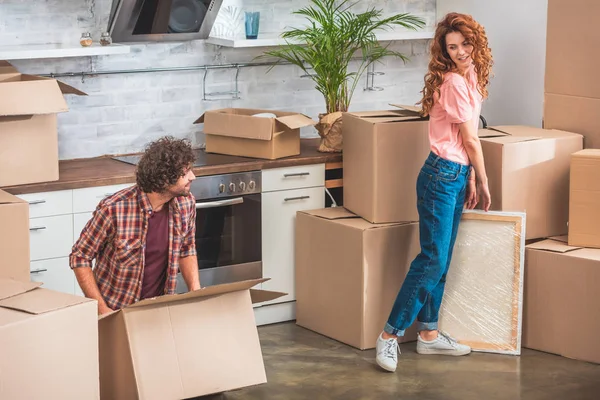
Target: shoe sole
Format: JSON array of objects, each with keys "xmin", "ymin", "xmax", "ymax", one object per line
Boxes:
[
  {"xmin": 376, "ymin": 357, "xmax": 397, "ymax": 372},
  {"xmin": 416, "ymin": 348, "xmax": 471, "ymax": 356}
]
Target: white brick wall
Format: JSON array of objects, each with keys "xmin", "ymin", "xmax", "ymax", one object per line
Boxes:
[{"xmin": 1, "ymin": 0, "xmax": 436, "ymax": 159}]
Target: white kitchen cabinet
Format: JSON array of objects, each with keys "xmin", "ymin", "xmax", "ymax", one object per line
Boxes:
[
  {"xmin": 29, "ymin": 214, "xmax": 74, "ymax": 261},
  {"xmin": 16, "ymin": 189, "xmax": 73, "ymax": 218},
  {"xmin": 30, "ymin": 257, "xmax": 75, "ymax": 295},
  {"xmin": 73, "ymin": 183, "xmax": 132, "ymax": 213},
  {"xmin": 261, "ymin": 186, "xmax": 325, "ymax": 304},
  {"xmin": 260, "ymin": 164, "xmax": 325, "ymax": 311},
  {"xmin": 73, "ymin": 211, "xmax": 93, "ymax": 244}
]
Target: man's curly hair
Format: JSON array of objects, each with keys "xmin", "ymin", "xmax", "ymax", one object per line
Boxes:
[{"xmin": 136, "ymin": 136, "xmax": 196, "ymax": 193}]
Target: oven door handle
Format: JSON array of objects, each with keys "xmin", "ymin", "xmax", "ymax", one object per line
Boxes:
[{"xmin": 195, "ymin": 197, "xmax": 244, "ymax": 209}]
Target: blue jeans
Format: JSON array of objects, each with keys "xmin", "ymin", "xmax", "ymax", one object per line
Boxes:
[{"xmin": 384, "ymin": 152, "xmax": 470, "ymax": 336}]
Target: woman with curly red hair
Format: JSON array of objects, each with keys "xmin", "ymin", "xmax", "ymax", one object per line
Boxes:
[{"xmin": 376, "ymin": 12, "xmax": 493, "ymax": 372}]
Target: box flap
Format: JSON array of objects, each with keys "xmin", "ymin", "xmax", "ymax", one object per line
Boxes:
[
  {"xmin": 0, "ymin": 79, "xmax": 69, "ymax": 116},
  {"xmin": 389, "ymin": 104, "xmax": 422, "ymax": 114},
  {"xmin": 0, "ymin": 286, "xmax": 92, "ymax": 315},
  {"xmin": 55, "ymin": 80, "xmax": 87, "ymax": 96},
  {"xmin": 249, "ymin": 288, "xmax": 287, "ymax": 304},
  {"xmin": 125, "ymin": 278, "xmax": 268, "ymax": 310},
  {"xmin": 300, "ymin": 207, "xmax": 358, "ymax": 220},
  {"xmin": 526, "ymin": 238, "xmax": 582, "ymax": 253},
  {"xmin": 193, "ymin": 113, "xmax": 205, "ymax": 124},
  {"xmin": 0, "ymin": 279, "xmax": 41, "ymax": 301},
  {"xmin": 0, "ymin": 190, "xmax": 26, "ymax": 205},
  {"xmin": 0, "ymin": 60, "xmax": 19, "ymax": 75},
  {"xmin": 479, "ymin": 126, "xmax": 542, "ymax": 143},
  {"xmin": 275, "ymin": 114, "xmax": 316, "ymax": 130}
]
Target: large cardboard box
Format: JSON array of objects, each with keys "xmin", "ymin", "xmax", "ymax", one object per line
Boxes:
[
  {"xmin": 99, "ymin": 278, "xmax": 284, "ymax": 400},
  {"xmin": 295, "ymin": 207, "xmax": 419, "ymax": 350},
  {"xmin": 194, "ymin": 108, "xmax": 316, "ymax": 160},
  {"xmin": 523, "ymin": 237, "xmax": 600, "ymax": 364},
  {"xmin": 0, "ymin": 280, "xmax": 99, "ymax": 399},
  {"xmin": 0, "ymin": 190, "xmax": 30, "ymax": 281},
  {"xmin": 0, "ymin": 61, "xmax": 86, "ymax": 187},
  {"xmin": 343, "ymin": 106, "xmax": 430, "ymax": 223},
  {"xmin": 568, "ymin": 149, "xmax": 600, "ymax": 248},
  {"xmin": 544, "ymin": 0, "xmax": 600, "ymax": 148},
  {"xmin": 478, "ymin": 125, "xmax": 583, "ymax": 239}
]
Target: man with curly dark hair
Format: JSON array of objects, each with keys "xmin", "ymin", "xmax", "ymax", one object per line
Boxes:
[{"xmin": 69, "ymin": 136, "xmax": 201, "ymax": 315}]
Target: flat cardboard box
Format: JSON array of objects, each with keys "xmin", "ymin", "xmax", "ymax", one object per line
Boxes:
[
  {"xmin": 545, "ymin": 0, "xmax": 600, "ymax": 100},
  {"xmin": 99, "ymin": 278, "xmax": 284, "ymax": 400},
  {"xmin": 478, "ymin": 125, "xmax": 583, "ymax": 239},
  {"xmin": 523, "ymin": 237, "xmax": 600, "ymax": 364},
  {"xmin": 568, "ymin": 149, "xmax": 600, "ymax": 248},
  {"xmin": 295, "ymin": 207, "xmax": 419, "ymax": 350},
  {"xmin": 342, "ymin": 105, "xmax": 431, "ymax": 223},
  {"xmin": 0, "ymin": 280, "xmax": 99, "ymax": 399},
  {"xmin": 0, "ymin": 61, "xmax": 86, "ymax": 187},
  {"xmin": 194, "ymin": 108, "xmax": 316, "ymax": 160},
  {"xmin": 544, "ymin": 93, "xmax": 600, "ymax": 149},
  {"xmin": 0, "ymin": 190, "xmax": 30, "ymax": 282}
]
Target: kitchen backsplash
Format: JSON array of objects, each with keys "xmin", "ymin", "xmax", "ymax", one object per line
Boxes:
[{"xmin": 1, "ymin": 0, "xmax": 436, "ymax": 160}]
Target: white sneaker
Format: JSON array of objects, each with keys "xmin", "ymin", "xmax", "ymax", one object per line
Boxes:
[
  {"xmin": 416, "ymin": 331, "xmax": 471, "ymax": 356},
  {"xmin": 375, "ymin": 332, "xmax": 399, "ymax": 372}
]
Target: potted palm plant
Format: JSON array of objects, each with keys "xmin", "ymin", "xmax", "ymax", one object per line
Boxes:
[{"xmin": 262, "ymin": 0, "xmax": 425, "ymax": 152}]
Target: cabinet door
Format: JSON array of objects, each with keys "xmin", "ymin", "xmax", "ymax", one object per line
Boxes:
[
  {"xmin": 30, "ymin": 257, "xmax": 75, "ymax": 295},
  {"xmin": 73, "ymin": 212, "xmax": 93, "ymax": 245},
  {"xmin": 29, "ymin": 215, "xmax": 74, "ymax": 261},
  {"xmin": 261, "ymin": 186, "xmax": 325, "ymax": 304}
]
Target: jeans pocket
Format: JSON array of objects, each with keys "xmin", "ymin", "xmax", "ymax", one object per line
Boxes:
[{"xmin": 437, "ymin": 167, "xmax": 460, "ymax": 182}]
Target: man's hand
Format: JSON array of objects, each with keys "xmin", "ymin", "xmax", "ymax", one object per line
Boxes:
[
  {"xmin": 464, "ymin": 179, "xmax": 478, "ymax": 209},
  {"xmin": 98, "ymin": 303, "xmax": 114, "ymax": 316}
]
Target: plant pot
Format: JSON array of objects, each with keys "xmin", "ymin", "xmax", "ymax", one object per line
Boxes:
[{"xmin": 315, "ymin": 112, "xmax": 343, "ymax": 153}]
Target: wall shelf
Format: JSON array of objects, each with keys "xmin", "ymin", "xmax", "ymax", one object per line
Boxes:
[
  {"xmin": 206, "ymin": 30, "xmax": 434, "ymax": 48},
  {"xmin": 0, "ymin": 43, "xmax": 131, "ymax": 61}
]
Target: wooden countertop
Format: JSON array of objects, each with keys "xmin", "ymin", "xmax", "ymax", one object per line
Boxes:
[{"xmin": 3, "ymin": 139, "xmax": 342, "ymax": 195}]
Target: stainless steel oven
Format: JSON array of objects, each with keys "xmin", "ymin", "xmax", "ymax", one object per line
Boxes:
[{"xmin": 176, "ymin": 170, "xmax": 262, "ymax": 291}]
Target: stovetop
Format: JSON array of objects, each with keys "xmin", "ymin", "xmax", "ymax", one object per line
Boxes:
[{"xmin": 112, "ymin": 148, "xmax": 259, "ymax": 169}]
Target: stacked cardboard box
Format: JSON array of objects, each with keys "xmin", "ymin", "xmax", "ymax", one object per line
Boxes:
[
  {"xmin": 543, "ymin": 0, "xmax": 600, "ymax": 149},
  {"xmin": 295, "ymin": 106, "xmax": 431, "ymax": 349}
]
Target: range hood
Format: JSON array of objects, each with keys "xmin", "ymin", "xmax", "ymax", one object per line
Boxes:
[{"xmin": 108, "ymin": 0, "xmax": 223, "ymax": 43}]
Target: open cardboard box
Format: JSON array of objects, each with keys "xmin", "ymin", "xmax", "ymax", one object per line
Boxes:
[
  {"xmin": 194, "ymin": 108, "xmax": 316, "ymax": 160},
  {"xmin": 0, "ymin": 61, "xmax": 86, "ymax": 187},
  {"xmin": 0, "ymin": 280, "xmax": 99, "ymax": 399},
  {"xmin": 99, "ymin": 278, "xmax": 285, "ymax": 400},
  {"xmin": 478, "ymin": 125, "xmax": 583, "ymax": 239}
]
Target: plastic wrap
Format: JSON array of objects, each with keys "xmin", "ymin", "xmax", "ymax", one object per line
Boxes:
[{"xmin": 438, "ymin": 209, "xmax": 526, "ymax": 355}]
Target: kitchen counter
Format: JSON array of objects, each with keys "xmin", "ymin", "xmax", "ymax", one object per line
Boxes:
[{"xmin": 3, "ymin": 138, "xmax": 342, "ymax": 195}]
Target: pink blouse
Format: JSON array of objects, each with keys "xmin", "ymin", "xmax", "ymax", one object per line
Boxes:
[{"xmin": 428, "ymin": 64, "xmax": 482, "ymax": 165}]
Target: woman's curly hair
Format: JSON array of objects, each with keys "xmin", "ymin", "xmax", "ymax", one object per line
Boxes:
[
  {"xmin": 136, "ymin": 136, "xmax": 196, "ymax": 193},
  {"xmin": 418, "ymin": 12, "xmax": 493, "ymax": 116}
]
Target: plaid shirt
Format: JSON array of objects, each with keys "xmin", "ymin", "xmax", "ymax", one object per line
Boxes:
[{"xmin": 69, "ymin": 185, "xmax": 197, "ymax": 310}]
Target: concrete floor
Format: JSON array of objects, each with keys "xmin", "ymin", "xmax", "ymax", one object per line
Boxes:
[{"xmin": 201, "ymin": 322, "xmax": 600, "ymax": 400}]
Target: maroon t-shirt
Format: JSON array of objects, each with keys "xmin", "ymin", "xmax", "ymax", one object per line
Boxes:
[{"xmin": 140, "ymin": 205, "xmax": 169, "ymax": 300}]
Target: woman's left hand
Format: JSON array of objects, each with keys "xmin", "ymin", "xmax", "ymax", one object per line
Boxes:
[{"xmin": 464, "ymin": 179, "xmax": 478, "ymax": 209}]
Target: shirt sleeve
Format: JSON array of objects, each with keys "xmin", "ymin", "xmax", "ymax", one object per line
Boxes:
[
  {"xmin": 180, "ymin": 198, "xmax": 197, "ymax": 258},
  {"xmin": 439, "ymin": 78, "xmax": 473, "ymax": 124},
  {"xmin": 69, "ymin": 204, "xmax": 114, "ymax": 269}
]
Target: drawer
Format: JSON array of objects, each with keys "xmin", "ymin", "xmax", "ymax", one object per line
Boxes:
[
  {"xmin": 262, "ymin": 163, "xmax": 325, "ymax": 192},
  {"xmin": 73, "ymin": 183, "xmax": 132, "ymax": 213},
  {"xmin": 29, "ymin": 215, "xmax": 74, "ymax": 261},
  {"xmin": 16, "ymin": 190, "xmax": 73, "ymax": 218},
  {"xmin": 30, "ymin": 257, "xmax": 75, "ymax": 295},
  {"xmin": 73, "ymin": 212, "xmax": 93, "ymax": 245}
]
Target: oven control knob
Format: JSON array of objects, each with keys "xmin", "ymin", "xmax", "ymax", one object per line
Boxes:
[
  {"xmin": 229, "ymin": 183, "xmax": 236, "ymax": 193},
  {"xmin": 239, "ymin": 182, "xmax": 246, "ymax": 191},
  {"xmin": 218, "ymin": 183, "xmax": 225, "ymax": 193},
  {"xmin": 248, "ymin": 181, "xmax": 256, "ymax": 190}
]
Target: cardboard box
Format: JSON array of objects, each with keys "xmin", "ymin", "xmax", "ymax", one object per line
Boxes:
[
  {"xmin": 0, "ymin": 190, "xmax": 30, "ymax": 282},
  {"xmin": 295, "ymin": 207, "xmax": 419, "ymax": 350},
  {"xmin": 342, "ymin": 106, "xmax": 430, "ymax": 223},
  {"xmin": 478, "ymin": 125, "xmax": 583, "ymax": 239},
  {"xmin": 545, "ymin": 0, "xmax": 600, "ymax": 100},
  {"xmin": 99, "ymin": 278, "xmax": 284, "ymax": 400},
  {"xmin": 0, "ymin": 61, "xmax": 86, "ymax": 187},
  {"xmin": 523, "ymin": 237, "xmax": 600, "ymax": 364},
  {"xmin": 544, "ymin": 94, "xmax": 600, "ymax": 149},
  {"xmin": 568, "ymin": 149, "xmax": 600, "ymax": 248},
  {"xmin": 194, "ymin": 108, "xmax": 316, "ymax": 160},
  {"xmin": 0, "ymin": 280, "xmax": 99, "ymax": 399}
]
